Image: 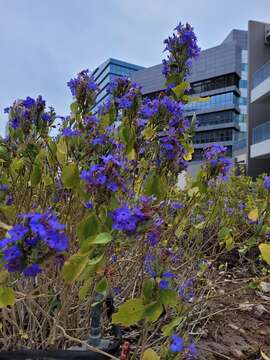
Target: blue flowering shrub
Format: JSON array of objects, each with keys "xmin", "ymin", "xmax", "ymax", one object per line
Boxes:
[{"xmin": 0, "ymin": 22, "xmax": 270, "ymax": 358}]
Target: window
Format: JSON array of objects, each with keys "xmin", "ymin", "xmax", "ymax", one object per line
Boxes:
[
  {"xmin": 184, "ymin": 92, "xmax": 239, "ymax": 112},
  {"xmin": 239, "ymin": 79, "xmax": 247, "ymax": 88},
  {"xmin": 193, "ymin": 129, "xmax": 233, "ymax": 144},
  {"xmin": 239, "ymin": 97, "xmax": 247, "ymax": 105},
  {"xmin": 191, "ymin": 73, "xmax": 239, "ymax": 94},
  {"xmin": 193, "ymin": 110, "xmax": 239, "ymax": 127}
]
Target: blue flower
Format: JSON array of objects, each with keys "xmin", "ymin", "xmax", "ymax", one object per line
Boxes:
[
  {"xmin": 62, "ymin": 127, "xmax": 81, "ymax": 137},
  {"xmin": 203, "ymin": 144, "xmax": 232, "ymax": 181},
  {"xmin": 0, "ymin": 184, "xmax": 9, "ymax": 192},
  {"xmin": 23, "ymin": 263, "xmax": 42, "ymax": 277},
  {"xmin": 171, "ymin": 201, "xmax": 184, "ymax": 210},
  {"xmin": 0, "ymin": 211, "xmax": 68, "ymax": 276},
  {"xmin": 147, "ymin": 232, "xmax": 159, "ymax": 246},
  {"xmin": 110, "ymin": 205, "xmax": 145, "ymax": 233},
  {"xmin": 163, "ymin": 271, "xmax": 174, "ymax": 278},
  {"xmin": 163, "ymin": 23, "xmax": 200, "ymax": 82},
  {"xmin": 10, "ymin": 118, "xmax": 20, "ymax": 129},
  {"xmin": 264, "ymin": 176, "xmax": 270, "ymax": 191},
  {"xmin": 3, "ymin": 245, "xmax": 22, "ymax": 261},
  {"xmin": 85, "ymin": 201, "xmax": 93, "ymax": 209},
  {"xmin": 186, "ymin": 342, "xmax": 197, "ymax": 359},
  {"xmin": 67, "ymin": 69, "xmax": 98, "ymax": 97},
  {"xmin": 144, "ymin": 252, "xmax": 157, "ymax": 278},
  {"xmin": 8, "ymin": 224, "xmax": 28, "ymax": 241},
  {"xmin": 159, "ymin": 279, "xmax": 169, "ymax": 289},
  {"xmin": 23, "ymin": 96, "xmax": 35, "ymax": 109},
  {"xmin": 170, "ymin": 335, "xmax": 184, "ymax": 353}
]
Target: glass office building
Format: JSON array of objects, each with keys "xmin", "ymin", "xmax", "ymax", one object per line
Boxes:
[{"xmin": 92, "ymin": 58, "xmax": 143, "ymax": 111}]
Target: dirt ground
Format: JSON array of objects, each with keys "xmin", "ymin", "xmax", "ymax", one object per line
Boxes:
[{"xmin": 196, "ymin": 271, "xmax": 270, "ymax": 360}]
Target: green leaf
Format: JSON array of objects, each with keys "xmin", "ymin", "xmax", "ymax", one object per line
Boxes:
[
  {"xmin": 144, "ymin": 172, "xmax": 166, "ymax": 199},
  {"xmin": 172, "ymin": 82, "xmax": 190, "ymax": 99},
  {"xmin": 248, "ymin": 208, "xmax": 259, "ymax": 222},
  {"xmin": 43, "ymin": 174, "xmax": 53, "ymax": 186},
  {"xmin": 159, "ymin": 289, "xmax": 178, "ymax": 307},
  {"xmin": 10, "ymin": 158, "xmax": 24, "ymax": 175},
  {"xmin": 1, "ymin": 205, "xmax": 16, "ymax": 221},
  {"xmin": 89, "ymin": 232, "xmax": 112, "ymax": 245},
  {"xmin": 70, "ymin": 101, "xmax": 79, "ymax": 113},
  {"xmin": 143, "ymin": 279, "xmax": 155, "ymax": 302},
  {"xmin": 218, "ymin": 227, "xmax": 231, "ymax": 239},
  {"xmin": 62, "ymin": 252, "xmax": 89, "ymax": 283},
  {"xmin": 0, "ymin": 145, "xmax": 9, "ymax": 161},
  {"xmin": 162, "ymin": 317, "xmax": 183, "ymax": 336},
  {"xmin": 79, "ymin": 279, "xmax": 92, "ymax": 300},
  {"xmin": 142, "ymin": 348, "xmax": 160, "ymax": 360},
  {"xmin": 77, "ymin": 214, "xmax": 100, "ymax": 245},
  {"xmin": 0, "ymin": 270, "xmax": 9, "ymax": 284},
  {"xmin": 88, "ymin": 253, "xmax": 104, "ymax": 266},
  {"xmin": 259, "ymin": 243, "xmax": 270, "ymax": 265},
  {"xmin": 96, "ymin": 277, "xmax": 108, "ymax": 294},
  {"xmin": 0, "ymin": 286, "xmax": 15, "ymax": 308},
  {"xmin": 112, "ymin": 298, "xmax": 146, "ymax": 326},
  {"xmin": 225, "ymin": 235, "xmax": 235, "ymax": 251},
  {"xmin": 120, "ymin": 125, "xmax": 136, "ymax": 153},
  {"xmin": 144, "ymin": 301, "xmax": 163, "ymax": 322},
  {"xmin": 62, "ymin": 163, "xmax": 80, "ymax": 189},
  {"xmin": 31, "ymin": 165, "xmax": 41, "ymax": 186},
  {"xmin": 56, "ymin": 137, "xmax": 67, "ymax": 164}
]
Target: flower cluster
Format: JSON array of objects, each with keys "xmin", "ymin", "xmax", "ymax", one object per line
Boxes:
[
  {"xmin": 203, "ymin": 144, "xmax": 232, "ymax": 181},
  {"xmin": 67, "ymin": 69, "xmax": 98, "ymax": 110},
  {"xmin": 162, "ymin": 22, "xmax": 200, "ymax": 84},
  {"xmin": 62, "ymin": 127, "xmax": 81, "ymax": 137},
  {"xmin": 67, "ymin": 69, "xmax": 98, "ymax": 97},
  {"xmin": 138, "ymin": 95, "xmax": 191, "ymax": 171},
  {"xmin": 110, "ymin": 205, "xmax": 146, "ymax": 233},
  {"xmin": 170, "ymin": 335, "xmax": 197, "ymax": 358},
  {"xmin": 0, "ymin": 211, "xmax": 68, "ymax": 276},
  {"xmin": 7, "ymin": 95, "xmax": 54, "ymax": 132},
  {"xmin": 81, "ymin": 154, "xmax": 128, "ymax": 193},
  {"xmin": 107, "ymin": 76, "xmax": 142, "ymax": 110}
]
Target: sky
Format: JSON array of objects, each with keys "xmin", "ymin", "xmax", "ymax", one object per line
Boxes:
[{"xmin": 0, "ymin": 0, "xmax": 269, "ymax": 135}]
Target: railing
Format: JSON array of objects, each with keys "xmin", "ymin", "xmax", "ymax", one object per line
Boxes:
[
  {"xmin": 252, "ymin": 121, "xmax": 270, "ymax": 144},
  {"xmin": 253, "ymin": 60, "xmax": 270, "ymax": 88}
]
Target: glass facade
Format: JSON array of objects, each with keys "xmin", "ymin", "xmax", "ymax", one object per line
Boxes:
[
  {"xmin": 184, "ymin": 92, "xmax": 239, "ymax": 113},
  {"xmin": 252, "ymin": 121, "xmax": 270, "ymax": 144},
  {"xmin": 239, "ymin": 50, "xmax": 248, "ymax": 133},
  {"xmin": 92, "ymin": 59, "xmax": 143, "ymax": 109},
  {"xmin": 253, "ymin": 59, "xmax": 270, "ymax": 88},
  {"xmin": 194, "ymin": 110, "xmax": 239, "ymax": 127},
  {"xmin": 193, "ymin": 128, "xmax": 233, "ymax": 144},
  {"xmin": 191, "ymin": 73, "xmax": 239, "ymax": 94}
]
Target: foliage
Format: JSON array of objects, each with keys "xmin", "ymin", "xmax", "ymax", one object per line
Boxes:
[{"xmin": 0, "ymin": 21, "xmax": 269, "ymax": 359}]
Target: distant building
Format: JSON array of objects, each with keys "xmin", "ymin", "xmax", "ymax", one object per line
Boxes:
[
  {"xmin": 92, "ymin": 58, "xmax": 143, "ymax": 111},
  {"xmin": 131, "ymin": 29, "xmax": 248, "ymax": 173},
  {"xmin": 247, "ymin": 20, "xmax": 270, "ymax": 177}
]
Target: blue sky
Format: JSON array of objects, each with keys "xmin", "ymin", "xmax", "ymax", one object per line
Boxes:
[{"xmin": 0, "ymin": 0, "xmax": 269, "ymax": 134}]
